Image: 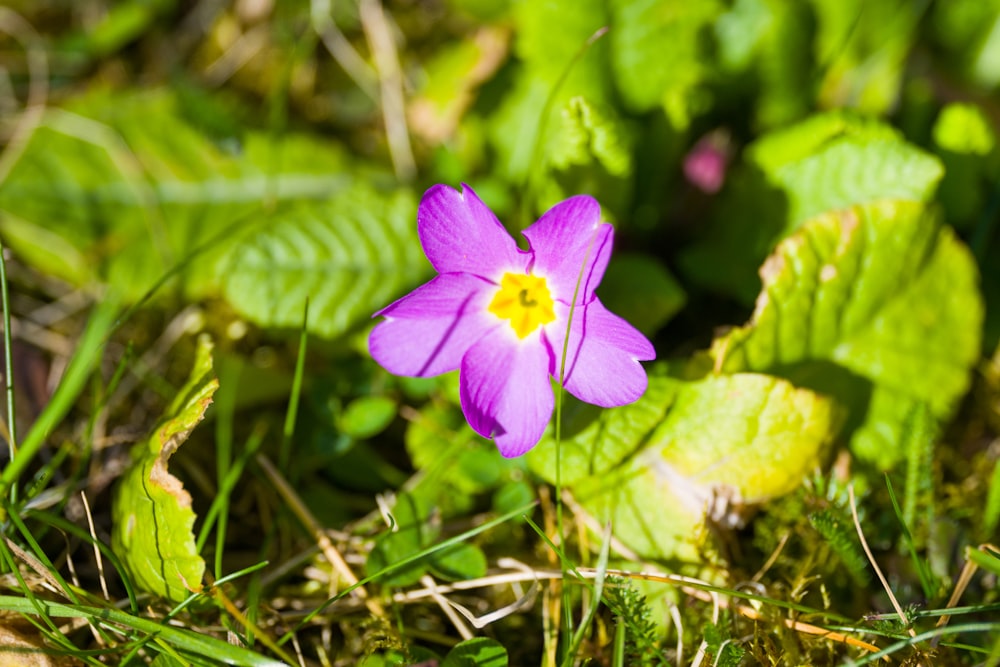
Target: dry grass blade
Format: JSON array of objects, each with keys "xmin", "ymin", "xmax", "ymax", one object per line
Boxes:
[{"xmin": 255, "ymin": 453, "xmax": 385, "ymax": 618}]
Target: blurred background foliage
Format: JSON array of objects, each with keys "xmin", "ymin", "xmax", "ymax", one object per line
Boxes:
[{"xmin": 1, "ymin": 0, "xmax": 999, "ymax": 664}]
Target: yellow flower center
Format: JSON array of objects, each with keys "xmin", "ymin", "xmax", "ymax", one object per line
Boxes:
[{"xmin": 487, "ymin": 273, "xmax": 556, "ymax": 339}]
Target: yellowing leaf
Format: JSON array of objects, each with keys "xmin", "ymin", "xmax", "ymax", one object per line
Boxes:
[
  {"xmin": 712, "ymin": 200, "xmax": 982, "ymax": 468},
  {"xmin": 111, "ymin": 336, "xmax": 217, "ymax": 602},
  {"xmin": 529, "ymin": 373, "xmax": 840, "ymax": 566}
]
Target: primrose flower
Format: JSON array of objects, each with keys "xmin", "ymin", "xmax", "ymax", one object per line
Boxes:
[{"xmin": 369, "ymin": 184, "xmax": 655, "ymax": 457}]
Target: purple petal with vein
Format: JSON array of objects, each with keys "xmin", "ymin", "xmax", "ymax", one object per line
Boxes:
[
  {"xmin": 369, "ymin": 273, "xmax": 498, "ymax": 377},
  {"xmin": 548, "ymin": 299, "xmax": 655, "ymax": 407},
  {"xmin": 418, "ymin": 184, "xmax": 528, "ymax": 281},
  {"xmin": 459, "ymin": 328, "xmax": 555, "ymax": 457},
  {"xmin": 523, "ymin": 195, "xmax": 612, "ymax": 305}
]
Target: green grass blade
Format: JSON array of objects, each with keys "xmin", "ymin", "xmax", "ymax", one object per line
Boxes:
[
  {"xmin": 0, "ymin": 293, "xmax": 119, "ymax": 502},
  {"xmin": 279, "ymin": 299, "xmax": 309, "ymax": 473},
  {"xmin": 0, "ymin": 595, "xmax": 288, "ymax": 666},
  {"xmin": 0, "ymin": 235, "xmax": 18, "ymax": 504},
  {"xmin": 884, "ymin": 474, "xmax": 936, "ymax": 600}
]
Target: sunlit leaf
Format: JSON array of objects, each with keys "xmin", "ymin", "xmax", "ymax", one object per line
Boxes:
[
  {"xmin": 221, "ymin": 182, "xmax": 429, "ymax": 338},
  {"xmin": 712, "ymin": 200, "xmax": 982, "ymax": 467},
  {"xmin": 679, "ymin": 112, "xmax": 943, "ymax": 302},
  {"xmin": 111, "ymin": 335, "xmax": 216, "ymax": 602},
  {"xmin": 747, "ymin": 112, "xmax": 943, "ymax": 227},
  {"xmin": 0, "ymin": 89, "xmax": 373, "ymax": 303},
  {"xmin": 530, "ymin": 373, "xmax": 839, "ymax": 563}
]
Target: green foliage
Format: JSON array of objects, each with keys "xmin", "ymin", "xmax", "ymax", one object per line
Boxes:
[
  {"xmin": 603, "ymin": 577, "xmax": 666, "ymax": 666},
  {"xmin": 607, "ymin": 0, "xmax": 721, "ymax": 116},
  {"xmin": 543, "ymin": 96, "xmax": 634, "ymax": 213},
  {"xmin": 932, "ymin": 102, "xmax": 1000, "ymax": 228},
  {"xmin": 680, "ymin": 114, "xmax": 943, "ymax": 301},
  {"xmin": 0, "ymin": 89, "xmax": 428, "ymax": 340},
  {"xmin": 338, "ymin": 396, "xmax": 398, "ymax": 440},
  {"xmin": 812, "ymin": 0, "xmax": 921, "ymax": 113},
  {"xmin": 703, "ymin": 620, "xmax": 747, "ymax": 667},
  {"xmin": 222, "ymin": 182, "xmax": 428, "ymax": 338},
  {"xmin": 711, "ymin": 200, "xmax": 982, "ymax": 468},
  {"xmin": 441, "ymin": 637, "xmax": 508, "ymax": 666},
  {"xmin": 530, "ymin": 373, "xmax": 839, "ymax": 563},
  {"xmin": 808, "ymin": 508, "xmax": 871, "ymax": 586},
  {"xmin": 364, "ymin": 492, "xmax": 489, "ymax": 587},
  {"xmin": 111, "ymin": 335, "xmax": 216, "ymax": 602},
  {"xmin": 5, "ymin": 1, "xmax": 1000, "ymax": 664}
]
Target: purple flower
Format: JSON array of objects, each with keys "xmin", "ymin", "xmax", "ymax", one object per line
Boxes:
[{"xmin": 369, "ymin": 184, "xmax": 655, "ymax": 457}]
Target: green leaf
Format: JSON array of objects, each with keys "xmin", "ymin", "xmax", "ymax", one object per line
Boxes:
[
  {"xmin": 429, "ymin": 542, "xmax": 488, "ymax": 581},
  {"xmin": 541, "ymin": 96, "xmax": 635, "ymax": 215},
  {"xmin": 647, "ymin": 373, "xmax": 842, "ymax": 505},
  {"xmin": 528, "ymin": 375, "xmax": 682, "ymax": 487},
  {"xmin": 111, "ymin": 335, "xmax": 216, "ymax": 602},
  {"xmin": 221, "ymin": 182, "xmax": 429, "ymax": 338},
  {"xmin": 530, "ymin": 373, "xmax": 839, "ymax": 563},
  {"xmin": 607, "ymin": 0, "xmax": 721, "ymax": 115},
  {"xmin": 712, "ymin": 201, "xmax": 983, "ymax": 467},
  {"xmin": 441, "ymin": 638, "xmax": 508, "ymax": 667},
  {"xmin": 487, "ymin": 0, "xmax": 614, "ymax": 192},
  {"xmin": 933, "ymin": 102, "xmax": 999, "ymax": 227},
  {"xmin": 365, "ymin": 493, "xmax": 438, "ymax": 587},
  {"xmin": 365, "ymin": 529, "xmax": 428, "ymax": 588},
  {"xmin": 934, "ymin": 103, "xmax": 996, "ymax": 155},
  {"xmin": 0, "ymin": 89, "xmax": 376, "ymax": 303},
  {"xmin": 747, "ymin": 112, "xmax": 943, "ymax": 228},
  {"xmin": 812, "ymin": 0, "xmax": 921, "ymax": 114},
  {"xmin": 339, "ymin": 396, "xmax": 398, "ymax": 439},
  {"xmin": 767, "ymin": 138, "xmax": 942, "ymax": 227},
  {"xmin": 679, "ymin": 112, "xmax": 943, "ymax": 302}
]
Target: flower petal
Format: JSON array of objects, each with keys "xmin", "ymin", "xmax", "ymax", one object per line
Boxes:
[
  {"xmin": 548, "ymin": 299, "xmax": 655, "ymax": 407},
  {"xmin": 459, "ymin": 328, "xmax": 555, "ymax": 457},
  {"xmin": 369, "ymin": 273, "xmax": 498, "ymax": 377},
  {"xmin": 522, "ymin": 195, "xmax": 613, "ymax": 305},
  {"xmin": 418, "ymin": 184, "xmax": 527, "ymax": 280}
]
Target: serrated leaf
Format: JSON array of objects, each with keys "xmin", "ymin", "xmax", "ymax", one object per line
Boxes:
[
  {"xmin": 768, "ymin": 138, "xmax": 943, "ymax": 227},
  {"xmin": 111, "ymin": 335, "xmax": 216, "ymax": 602},
  {"xmin": 712, "ymin": 200, "xmax": 982, "ymax": 467},
  {"xmin": 679, "ymin": 112, "xmax": 943, "ymax": 301},
  {"xmin": 488, "ymin": 0, "xmax": 616, "ymax": 194},
  {"xmin": 537, "ymin": 96, "xmax": 635, "ymax": 215},
  {"xmin": 221, "ymin": 183, "xmax": 429, "ymax": 338},
  {"xmin": 745, "ymin": 112, "xmax": 943, "ymax": 228},
  {"xmin": 0, "ymin": 89, "xmax": 367, "ymax": 301},
  {"xmin": 549, "ymin": 97, "xmax": 631, "ymax": 177},
  {"xmin": 441, "ymin": 638, "xmax": 508, "ymax": 667}
]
